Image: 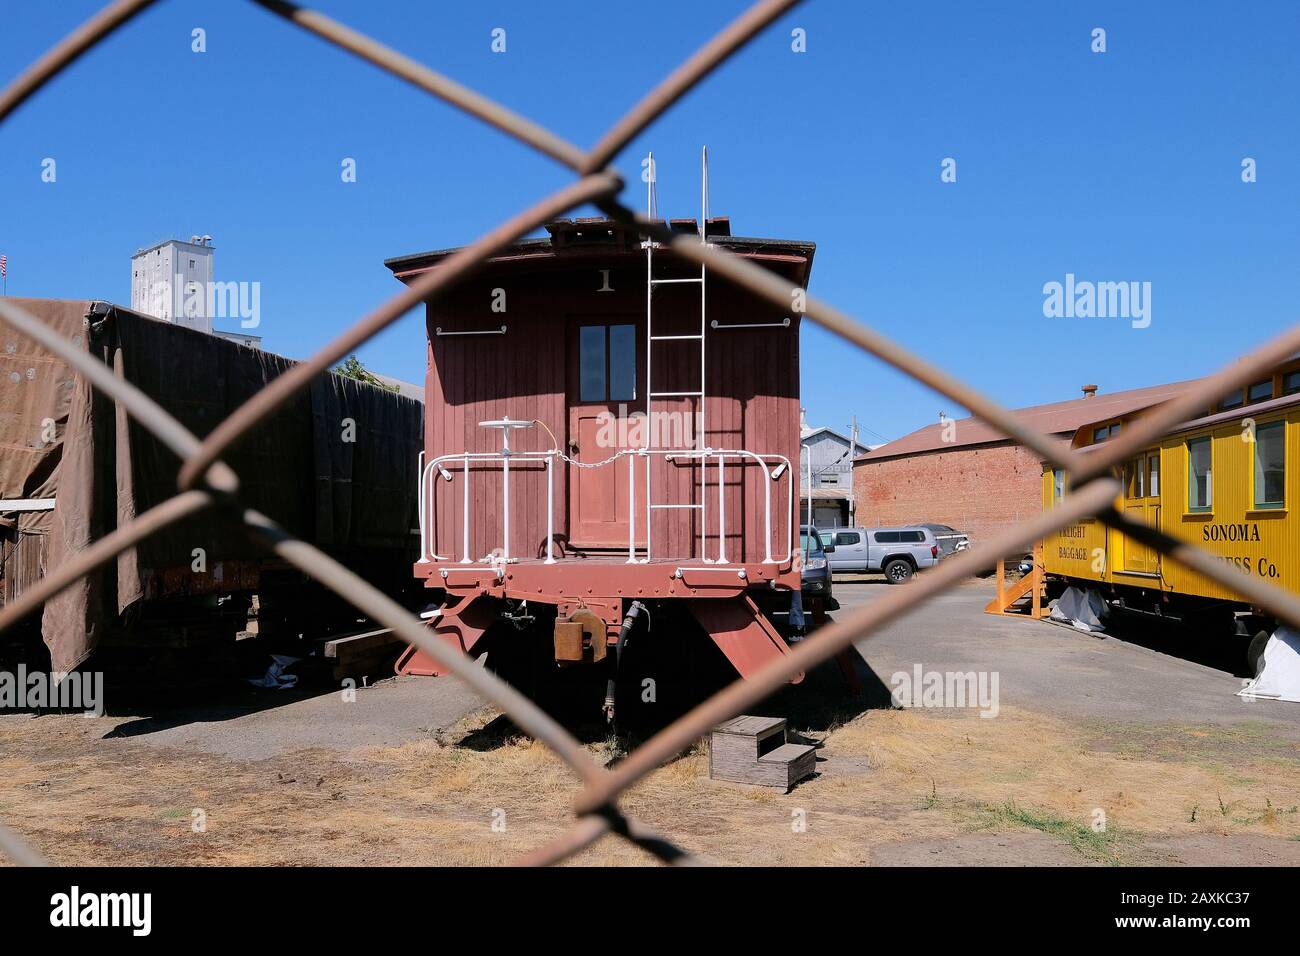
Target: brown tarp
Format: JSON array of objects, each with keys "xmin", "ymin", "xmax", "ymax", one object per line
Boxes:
[
  {"xmin": 0, "ymin": 298, "xmax": 82, "ymax": 535},
  {"xmin": 0, "ymin": 299, "xmax": 81, "ymax": 617},
  {"xmin": 0, "ymin": 298, "xmax": 423, "ymax": 670}
]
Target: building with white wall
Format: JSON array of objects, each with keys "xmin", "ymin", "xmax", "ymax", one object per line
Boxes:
[
  {"xmin": 130, "ymin": 237, "xmax": 215, "ymax": 333},
  {"xmin": 129, "ymin": 237, "xmax": 262, "ymax": 348}
]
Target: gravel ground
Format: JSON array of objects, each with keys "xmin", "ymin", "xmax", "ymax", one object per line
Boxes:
[{"xmin": 1, "ymin": 577, "xmax": 1297, "ymax": 866}]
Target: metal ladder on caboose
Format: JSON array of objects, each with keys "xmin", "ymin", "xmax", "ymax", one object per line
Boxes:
[{"xmin": 635, "ymin": 146, "xmax": 714, "ymax": 564}]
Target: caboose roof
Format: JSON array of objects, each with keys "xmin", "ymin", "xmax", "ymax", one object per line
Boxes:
[{"xmin": 383, "ymin": 217, "xmax": 815, "ymax": 286}]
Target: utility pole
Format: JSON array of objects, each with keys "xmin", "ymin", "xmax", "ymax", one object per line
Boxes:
[{"xmin": 848, "ymin": 415, "xmax": 858, "ymax": 524}]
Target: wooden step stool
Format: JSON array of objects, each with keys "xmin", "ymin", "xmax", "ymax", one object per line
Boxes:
[{"xmin": 709, "ymin": 715, "xmax": 816, "ymax": 790}]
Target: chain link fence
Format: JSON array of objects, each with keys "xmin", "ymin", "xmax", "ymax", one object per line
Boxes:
[{"xmin": 2, "ymin": 0, "xmax": 1299, "ymax": 867}]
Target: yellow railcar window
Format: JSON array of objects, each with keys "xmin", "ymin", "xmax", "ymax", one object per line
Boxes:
[
  {"xmin": 1248, "ymin": 380, "xmax": 1274, "ymax": 403},
  {"xmin": 1285, "ymin": 370, "xmax": 1300, "ymax": 396},
  {"xmin": 1218, "ymin": 390, "xmax": 1245, "ymax": 412},
  {"xmin": 1053, "ymin": 469, "xmax": 1065, "ymax": 503},
  {"xmin": 1188, "ymin": 438, "xmax": 1212, "ymax": 512},
  {"xmin": 1148, "ymin": 454, "xmax": 1160, "ymax": 497},
  {"xmin": 1123, "ymin": 457, "xmax": 1147, "ymax": 498},
  {"xmin": 1254, "ymin": 422, "xmax": 1285, "ymax": 509}
]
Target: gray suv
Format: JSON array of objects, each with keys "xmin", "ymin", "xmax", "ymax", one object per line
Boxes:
[{"xmin": 822, "ymin": 526, "xmax": 940, "ymax": 583}]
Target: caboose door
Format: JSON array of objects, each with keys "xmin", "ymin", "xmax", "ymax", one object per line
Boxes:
[{"xmin": 567, "ymin": 319, "xmax": 646, "ymax": 548}]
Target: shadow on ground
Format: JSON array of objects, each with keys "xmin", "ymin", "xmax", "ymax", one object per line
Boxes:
[
  {"xmin": 458, "ymin": 610, "xmax": 894, "ymax": 760},
  {"xmin": 1095, "ymin": 611, "xmax": 1255, "ymax": 678}
]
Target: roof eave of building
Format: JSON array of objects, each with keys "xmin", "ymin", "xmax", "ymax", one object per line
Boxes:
[
  {"xmin": 856, "ymin": 432, "xmax": 1074, "ymax": 465},
  {"xmin": 1057, "ymin": 391, "xmax": 1300, "ymax": 463}
]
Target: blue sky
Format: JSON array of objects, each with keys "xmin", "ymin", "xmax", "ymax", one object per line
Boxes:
[{"xmin": 2, "ymin": 0, "xmax": 1297, "ymax": 445}]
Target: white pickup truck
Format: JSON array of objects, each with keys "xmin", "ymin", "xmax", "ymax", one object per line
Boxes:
[{"xmin": 818, "ymin": 525, "xmax": 947, "ymax": 583}]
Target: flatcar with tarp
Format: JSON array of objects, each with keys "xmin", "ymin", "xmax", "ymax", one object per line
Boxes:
[{"xmin": 0, "ymin": 298, "xmax": 424, "ymax": 675}]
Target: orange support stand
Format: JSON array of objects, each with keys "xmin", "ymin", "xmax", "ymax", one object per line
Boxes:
[{"xmin": 984, "ymin": 541, "xmax": 1048, "ymax": 619}]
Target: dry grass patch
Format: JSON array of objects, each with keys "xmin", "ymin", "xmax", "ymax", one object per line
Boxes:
[{"xmin": 2, "ymin": 700, "xmax": 1297, "ymax": 866}]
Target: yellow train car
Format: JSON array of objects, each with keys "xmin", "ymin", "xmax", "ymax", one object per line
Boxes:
[{"xmin": 1042, "ymin": 363, "xmax": 1300, "ymax": 651}]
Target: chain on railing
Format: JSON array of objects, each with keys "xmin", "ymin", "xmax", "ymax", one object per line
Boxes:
[{"xmin": 2, "ymin": 0, "xmax": 1300, "ymax": 868}]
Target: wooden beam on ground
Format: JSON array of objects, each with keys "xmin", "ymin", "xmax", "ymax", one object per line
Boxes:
[{"xmin": 323, "ymin": 627, "xmax": 398, "ymax": 659}]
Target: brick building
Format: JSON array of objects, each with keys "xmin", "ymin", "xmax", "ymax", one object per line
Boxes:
[{"xmin": 851, "ymin": 380, "xmax": 1197, "ymax": 545}]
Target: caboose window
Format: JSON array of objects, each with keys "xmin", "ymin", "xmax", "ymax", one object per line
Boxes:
[
  {"xmin": 1254, "ymin": 422, "xmax": 1285, "ymax": 510},
  {"xmin": 579, "ymin": 323, "xmax": 637, "ymax": 402},
  {"xmin": 608, "ymin": 325, "xmax": 636, "ymax": 401},
  {"xmin": 1148, "ymin": 454, "xmax": 1160, "ymax": 497},
  {"xmin": 1248, "ymin": 380, "xmax": 1274, "ymax": 403},
  {"xmin": 1284, "ymin": 370, "xmax": 1300, "ymax": 395},
  {"xmin": 579, "ymin": 326, "xmax": 606, "ymax": 401},
  {"xmin": 1092, "ymin": 426, "xmax": 1108, "ymax": 443},
  {"xmin": 1187, "ymin": 438, "xmax": 1212, "ymax": 512},
  {"xmin": 1053, "ymin": 469, "xmax": 1065, "ymax": 503}
]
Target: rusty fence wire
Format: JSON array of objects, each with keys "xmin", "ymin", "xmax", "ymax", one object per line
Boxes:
[{"xmin": 2, "ymin": 0, "xmax": 1300, "ymax": 868}]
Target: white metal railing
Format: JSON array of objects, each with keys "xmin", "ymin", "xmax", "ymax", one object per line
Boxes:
[
  {"xmin": 416, "ymin": 447, "xmax": 793, "ymax": 570},
  {"xmin": 418, "ymin": 449, "xmax": 558, "ymax": 565}
]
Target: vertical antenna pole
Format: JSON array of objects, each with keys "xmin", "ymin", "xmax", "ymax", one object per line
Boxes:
[
  {"xmin": 804, "ymin": 446, "xmax": 812, "ymax": 541},
  {"xmin": 849, "ymin": 415, "xmax": 858, "ymax": 525}
]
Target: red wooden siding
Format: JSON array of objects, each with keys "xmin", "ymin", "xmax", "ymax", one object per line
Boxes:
[{"xmin": 404, "ymin": 236, "xmax": 809, "ymax": 567}]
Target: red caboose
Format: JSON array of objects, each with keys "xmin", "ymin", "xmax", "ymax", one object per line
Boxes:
[{"xmin": 384, "ymin": 195, "xmax": 814, "ymax": 721}]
